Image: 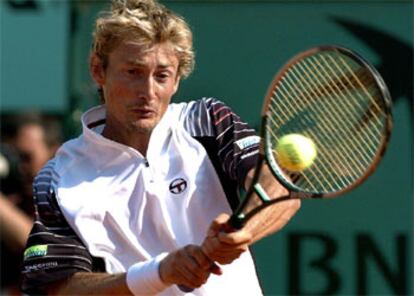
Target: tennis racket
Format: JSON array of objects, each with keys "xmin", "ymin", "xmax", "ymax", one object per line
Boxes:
[
  {"xmin": 228, "ymin": 45, "xmax": 392, "ymax": 229},
  {"xmin": 180, "ymin": 45, "xmax": 392, "ymax": 292}
]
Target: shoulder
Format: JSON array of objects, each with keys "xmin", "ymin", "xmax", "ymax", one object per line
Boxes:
[
  {"xmin": 48, "ymin": 135, "xmax": 94, "ymax": 179},
  {"xmin": 33, "ymin": 158, "xmax": 59, "ymax": 195},
  {"xmin": 175, "ymin": 97, "xmax": 229, "ymax": 116},
  {"xmin": 171, "ymin": 97, "xmax": 235, "ymax": 137},
  {"xmin": 32, "ymin": 136, "xmax": 87, "ymax": 203},
  {"xmin": 32, "ymin": 159, "xmax": 65, "ymax": 224},
  {"xmin": 169, "ymin": 97, "xmax": 230, "ymax": 117}
]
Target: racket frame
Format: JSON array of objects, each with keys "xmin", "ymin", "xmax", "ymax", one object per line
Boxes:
[{"xmin": 229, "ymin": 45, "xmax": 393, "ymax": 229}]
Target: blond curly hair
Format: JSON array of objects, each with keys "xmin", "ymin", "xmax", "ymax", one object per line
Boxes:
[{"xmin": 91, "ymin": 0, "xmax": 194, "ymax": 78}]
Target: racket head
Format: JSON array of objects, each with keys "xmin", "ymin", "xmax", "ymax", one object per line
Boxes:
[{"xmin": 261, "ymin": 45, "xmax": 392, "ymax": 198}]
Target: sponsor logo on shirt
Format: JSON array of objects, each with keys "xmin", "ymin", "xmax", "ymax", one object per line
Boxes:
[
  {"xmin": 235, "ymin": 136, "xmax": 260, "ymax": 150},
  {"xmin": 169, "ymin": 178, "xmax": 187, "ymax": 194},
  {"xmin": 24, "ymin": 261, "xmax": 58, "ymax": 272},
  {"xmin": 24, "ymin": 244, "xmax": 48, "ymax": 260}
]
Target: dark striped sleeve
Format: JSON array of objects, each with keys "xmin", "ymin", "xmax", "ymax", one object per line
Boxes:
[
  {"xmin": 21, "ymin": 160, "xmax": 94, "ymax": 295},
  {"xmin": 183, "ymin": 98, "xmax": 260, "ymax": 187}
]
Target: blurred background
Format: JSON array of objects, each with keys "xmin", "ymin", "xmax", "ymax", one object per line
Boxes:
[{"xmin": 0, "ymin": 0, "xmax": 412, "ymax": 295}]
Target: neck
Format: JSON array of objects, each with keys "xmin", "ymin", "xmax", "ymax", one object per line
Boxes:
[{"xmin": 102, "ymin": 123, "xmax": 151, "ymax": 157}]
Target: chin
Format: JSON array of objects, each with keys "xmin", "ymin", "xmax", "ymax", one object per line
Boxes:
[{"xmin": 129, "ymin": 121, "xmax": 157, "ymax": 134}]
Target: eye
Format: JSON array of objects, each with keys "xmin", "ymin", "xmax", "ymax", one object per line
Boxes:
[
  {"xmin": 156, "ymin": 72, "xmax": 171, "ymax": 82},
  {"xmin": 127, "ymin": 69, "xmax": 138, "ymax": 75}
]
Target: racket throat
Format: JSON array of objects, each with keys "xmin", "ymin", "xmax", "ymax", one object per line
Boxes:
[
  {"xmin": 229, "ymin": 184, "xmax": 271, "ymax": 229},
  {"xmin": 253, "ymin": 183, "xmax": 271, "ymax": 202}
]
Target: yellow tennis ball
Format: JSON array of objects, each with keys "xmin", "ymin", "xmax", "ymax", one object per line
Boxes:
[{"xmin": 275, "ymin": 134, "xmax": 317, "ymax": 172}]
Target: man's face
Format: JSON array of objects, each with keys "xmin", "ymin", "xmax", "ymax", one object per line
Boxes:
[
  {"xmin": 93, "ymin": 42, "xmax": 180, "ymax": 137},
  {"xmin": 15, "ymin": 124, "xmax": 50, "ymax": 178}
]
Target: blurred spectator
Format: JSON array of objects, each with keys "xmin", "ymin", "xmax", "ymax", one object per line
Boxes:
[
  {"xmin": 1, "ymin": 112, "xmax": 62, "ymax": 214},
  {"xmin": 0, "ymin": 112, "xmax": 62, "ymax": 295}
]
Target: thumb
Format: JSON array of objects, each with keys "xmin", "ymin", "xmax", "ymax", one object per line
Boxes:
[{"xmin": 207, "ymin": 213, "xmax": 230, "ymax": 237}]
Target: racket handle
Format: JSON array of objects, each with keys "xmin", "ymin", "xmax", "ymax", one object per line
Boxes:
[{"xmin": 227, "ymin": 214, "xmax": 244, "ymax": 230}]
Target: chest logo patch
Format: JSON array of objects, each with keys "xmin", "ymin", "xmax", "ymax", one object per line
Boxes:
[{"xmin": 169, "ymin": 178, "xmax": 187, "ymax": 194}]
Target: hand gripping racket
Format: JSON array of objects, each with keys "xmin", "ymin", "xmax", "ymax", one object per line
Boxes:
[{"xmin": 179, "ymin": 45, "xmax": 392, "ymax": 292}]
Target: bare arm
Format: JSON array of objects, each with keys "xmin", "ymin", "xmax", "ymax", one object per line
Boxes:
[
  {"xmin": 202, "ymin": 166, "xmax": 300, "ymax": 264},
  {"xmin": 47, "ymin": 245, "xmax": 220, "ymax": 295},
  {"xmin": 48, "ymin": 272, "xmax": 132, "ymax": 296},
  {"xmin": 242, "ymin": 166, "xmax": 301, "ymax": 243}
]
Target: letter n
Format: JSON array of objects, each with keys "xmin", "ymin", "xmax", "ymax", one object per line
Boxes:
[{"xmin": 356, "ymin": 234, "xmax": 407, "ymax": 295}]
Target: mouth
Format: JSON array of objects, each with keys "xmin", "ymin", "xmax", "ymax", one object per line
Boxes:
[{"xmin": 129, "ymin": 107, "xmax": 156, "ymax": 118}]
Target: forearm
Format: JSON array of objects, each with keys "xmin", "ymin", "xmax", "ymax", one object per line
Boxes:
[
  {"xmin": 48, "ymin": 272, "xmax": 132, "ymax": 296},
  {"xmin": 243, "ymin": 167, "xmax": 300, "ymax": 243},
  {"xmin": 244, "ymin": 202, "xmax": 299, "ymax": 243},
  {"xmin": 48, "ymin": 246, "xmax": 215, "ymax": 295}
]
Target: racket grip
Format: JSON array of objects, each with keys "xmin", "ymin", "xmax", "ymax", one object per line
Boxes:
[{"xmin": 227, "ymin": 214, "xmax": 244, "ymax": 230}]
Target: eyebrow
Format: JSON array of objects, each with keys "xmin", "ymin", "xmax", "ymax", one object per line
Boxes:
[{"xmin": 126, "ymin": 60, "xmax": 173, "ymax": 69}]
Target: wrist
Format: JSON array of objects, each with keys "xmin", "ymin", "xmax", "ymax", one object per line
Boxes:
[
  {"xmin": 126, "ymin": 253, "xmax": 169, "ymax": 296},
  {"xmin": 158, "ymin": 254, "xmax": 172, "ymax": 285}
]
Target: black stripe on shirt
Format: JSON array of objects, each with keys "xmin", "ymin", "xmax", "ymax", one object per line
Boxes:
[
  {"xmin": 183, "ymin": 98, "xmax": 259, "ymax": 187},
  {"xmin": 21, "ymin": 160, "xmax": 94, "ymax": 295}
]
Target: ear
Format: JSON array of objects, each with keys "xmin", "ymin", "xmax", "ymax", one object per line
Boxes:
[{"xmin": 90, "ymin": 54, "xmax": 106, "ymax": 85}]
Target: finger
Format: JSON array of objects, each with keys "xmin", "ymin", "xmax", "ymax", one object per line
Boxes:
[
  {"xmin": 201, "ymin": 236, "xmax": 221, "ymax": 259},
  {"xmin": 210, "ymin": 262, "xmax": 223, "ymax": 275},
  {"xmin": 215, "ymin": 213, "xmax": 230, "ymax": 224},
  {"xmin": 189, "ymin": 246, "xmax": 213, "ymax": 270},
  {"xmin": 207, "ymin": 213, "xmax": 230, "ymax": 237},
  {"xmin": 175, "ymin": 268, "xmax": 203, "ymax": 288},
  {"xmin": 217, "ymin": 230, "xmax": 252, "ymax": 245},
  {"xmin": 202, "ymin": 250, "xmax": 246, "ymax": 265},
  {"xmin": 207, "ymin": 248, "xmax": 246, "ymax": 261},
  {"xmin": 176, "ymin": 257, "xmax": 209, "ymax": 288},
  {"xmin": 182, "ymin": 247, "xmax": 211, "ymax": 282},
  {"xmin": 211, "ymin": 244, "xmax": 249, "ymax": 256},
  {"xmin": 202, "ymin": 236, "xmax": 248, "ymax": 263}
]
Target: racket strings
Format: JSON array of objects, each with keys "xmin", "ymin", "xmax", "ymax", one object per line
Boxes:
[
  {"xmin": 269, "ymin": 76, "xmax": 361, "ymax": 189},
  {"xmin": 311, "ymin": 53, "xmax": 386, "ymax": 152},
  {"xmin": 267, "ymin": 102, "xmax": 337, "ymax": 191},
  {"xmin": 300, "ymin": 56, "xmax": 381, "ymax": 159},
  {"xmin": 271, "ymin": 75, "xmax": 361, "ymax": 183},
  {"xmin": 301, "ymin": 56, "xmax": 377, "ymax": 138},
  {"xmin": 267, "ymin": 49, "xmax": 387, "ymax": 193},
  {"xmin": 282, "ymin": 63, "xmax": 373, "ymax": 178},
  {"xmin": 334, "ymin": 53, "xmax": 384, "ymax": 115},
  {"xmin": 283, "ymin": 65, "xmax": 372, "ymax": 171},
  {"xmin": 321, "ymin": 53, "xmax": 385, "ymax": 134},
  {"xmin": 332, "ymin": 53, "xmax": 386, "ymax": 134},
  {"xmin": 268, "ymin": 95, "xmax": 350, "ymax": 191},
  {"xmin": 270, "ymin": 78, "xmax": 363, "ymax": 191}
]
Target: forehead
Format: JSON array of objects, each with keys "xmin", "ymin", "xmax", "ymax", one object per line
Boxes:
[{"xmin": 109, "ymin": 41, "xmax": 179, "ymax": 68}]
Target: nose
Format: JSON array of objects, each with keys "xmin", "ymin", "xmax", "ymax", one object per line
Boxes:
[{"xmin": 137, "ymin": 76, "xmax": 156, "ymax": 102}]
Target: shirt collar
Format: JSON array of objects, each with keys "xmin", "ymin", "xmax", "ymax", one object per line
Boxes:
[{"xmin": 80, "ymin": 104, "xmax": 174, "ymax": 162}]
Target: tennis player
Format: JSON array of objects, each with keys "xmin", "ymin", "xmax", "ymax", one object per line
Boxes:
[{"xmin": 21, "ymin": 0, "xmax": 300, "ymax": 295}]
